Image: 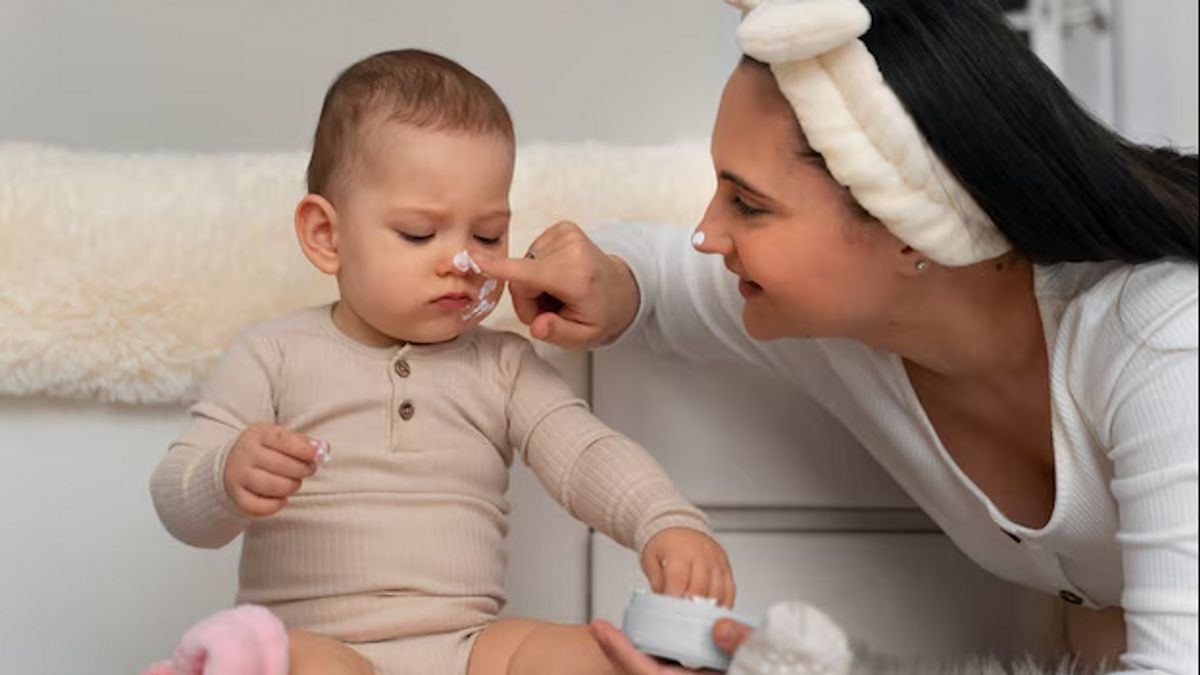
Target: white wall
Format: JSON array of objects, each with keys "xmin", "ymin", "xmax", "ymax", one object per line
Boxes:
[
  {"xmin": 1113, "ymin": 0, "xmax": 1200, "ymax": 148},
  {"xmin": 0, "ymin": 0, "xmax": 740, "ymax": 151},
  {"xmin": 5, "ymin": 2, "xmax": 1194, "ymax": 152}
]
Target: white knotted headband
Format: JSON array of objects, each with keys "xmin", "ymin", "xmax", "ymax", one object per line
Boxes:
[{"xmin": 725, "ymin": 0, "xmax": 1011, "ymax": 266}]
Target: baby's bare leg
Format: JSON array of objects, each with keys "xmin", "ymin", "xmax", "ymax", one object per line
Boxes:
[
  {"xmin": 468, "ymin": 618, "xmax": 618, "ymax": 675},
  {"xmin": 287, "ymin": 629, "xmax": 376, "ymax": 675}
]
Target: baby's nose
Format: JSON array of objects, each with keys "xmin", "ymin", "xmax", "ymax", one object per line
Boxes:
[{"xmin": 453, "ymin": 250, "xmax": 481, "ymax": 274}]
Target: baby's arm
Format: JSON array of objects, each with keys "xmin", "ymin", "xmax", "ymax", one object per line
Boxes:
[
  {"xmin": 505, "ymin": 339, "xmax": 707, "ymax": 548},
  {"xmin": 504, "ymin": 338, "xmax": 732, "ymax": 601},
  {"xmin": 149, "ymin": 330, "xmax": 281, "ymax": 548}
]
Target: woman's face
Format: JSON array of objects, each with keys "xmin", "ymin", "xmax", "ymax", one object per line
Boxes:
[{"xmin": 695, "ymin": 62, "xmax": 912, "ymax": 341}]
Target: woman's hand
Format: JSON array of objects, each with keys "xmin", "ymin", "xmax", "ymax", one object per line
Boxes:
[
  {"xmin": 476, "ymin": 221, "xmax": 640, "ymax": 350},
  {"xmin": 640, "ymin": 528, "xmax": 736, "ymax": 608},
  {"xmin": 589, "ymin": 619, "xmax": 754, "ymax": 674}
]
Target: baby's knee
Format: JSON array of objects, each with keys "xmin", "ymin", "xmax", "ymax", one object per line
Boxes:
[{"xmin": 287, "ymin": 629, "xmax": 376, "ymax": 675}]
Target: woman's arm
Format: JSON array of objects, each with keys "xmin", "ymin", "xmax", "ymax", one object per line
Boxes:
[
  {"xmin": 1081, "ymin": 265, "xmax": 1198, "ymax": 673},
  {"xmin": 591, "ymin": 222, "xmax": 776, "ymax": 367},
  {"xmin": 480, "ymin": 221, "xmax": 816, "ymax": 371}
]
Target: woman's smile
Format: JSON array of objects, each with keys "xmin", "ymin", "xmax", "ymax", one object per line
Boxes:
[{"xmin": 737, "ymin": 278, "xmax": 764, "ymax": 299}]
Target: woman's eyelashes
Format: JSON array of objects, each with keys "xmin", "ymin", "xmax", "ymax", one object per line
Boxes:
[{"xmin": 731, "ymin": 194, "xmax": 769, "ymax": 217}]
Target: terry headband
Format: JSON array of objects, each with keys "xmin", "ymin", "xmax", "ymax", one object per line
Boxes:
[{"xmin": 714, "ymin": 0, "xmax": 1012, "ymax": 266}]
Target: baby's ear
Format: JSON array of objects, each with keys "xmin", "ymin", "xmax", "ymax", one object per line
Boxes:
[{"xmin": 294, "ymin": 194, "xmax": 340, "ymax": 275}]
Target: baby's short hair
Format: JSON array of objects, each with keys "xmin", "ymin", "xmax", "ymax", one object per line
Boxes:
[{"xmin": 306, "ymin": 49, "xmax": 514, "ymax": 199}]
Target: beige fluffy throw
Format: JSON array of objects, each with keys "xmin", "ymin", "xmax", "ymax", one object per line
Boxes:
[{"xmin": 0, "ymin": 142, "xmax": 712, "ymax": 404}]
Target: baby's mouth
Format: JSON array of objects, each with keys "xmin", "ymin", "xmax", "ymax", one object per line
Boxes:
[{"xmin": 434, "ymin": 293, "xmax": 473, "ymax": 311}]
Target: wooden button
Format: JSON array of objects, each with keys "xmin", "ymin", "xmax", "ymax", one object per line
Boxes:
[
  {"xmin": 1059, "ymin": 590, "xmax": 1084, "ymax": 605},
  {"xmin": 398, "ymin": 401, "xmax": 416, "ymax": 420},
  {"xmin": 394, "ymin": 359, "xmax": 411, "ymax": 378}
]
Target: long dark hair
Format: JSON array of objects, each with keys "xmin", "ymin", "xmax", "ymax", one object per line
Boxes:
[{"xmin": 859, "ymin": 0, "xmax": 1198, "ymax": 265}]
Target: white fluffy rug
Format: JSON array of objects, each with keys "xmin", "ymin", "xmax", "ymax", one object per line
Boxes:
[{"xmin": 0, "ymin": 142, "xmax": 711, "ymax": 404}]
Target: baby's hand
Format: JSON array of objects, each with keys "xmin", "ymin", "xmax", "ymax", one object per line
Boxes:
[
  {"xmin": 640, "ymin": 528, "xmax": 736, "ymax": 608},
  {"xmin": 223, "ymin": 423, "xmax": 326, "ymax": 518}
]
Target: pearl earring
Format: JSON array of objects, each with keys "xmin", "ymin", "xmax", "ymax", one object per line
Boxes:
[
  {"xmin": 915, "ymin": 259, "xmax": 929, "ymax": 272},
  {"xmin": 691, "ymin": 230, "xmax": 706, "ymax": 249}
]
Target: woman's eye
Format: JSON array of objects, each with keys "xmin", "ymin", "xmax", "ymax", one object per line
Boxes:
[
  {"xmin": 400, "ymin": 232, "xmax": 434, "ymax": 243},
  {"xmin": 731, "ymin": 195, "xmax": 768, "ymax": 217},
  {"xmin": 474, "ymin": 235, "xmax": 502, "ymax": 246}
]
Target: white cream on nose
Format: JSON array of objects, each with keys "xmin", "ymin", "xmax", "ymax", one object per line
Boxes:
[{"xmin": 452, "ymin": 250, "xmax": 498, "ymax": 322}]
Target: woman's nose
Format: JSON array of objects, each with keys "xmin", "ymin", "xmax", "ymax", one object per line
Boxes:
[
  {"xmin": 691, "ymin": 222, "xmax": 731, "ymax": 256},
  {"xmin": 692, "ymin": 200, "xmax": 733, "ymax": 255}
]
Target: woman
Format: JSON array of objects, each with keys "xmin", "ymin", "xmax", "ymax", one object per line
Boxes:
[{"xmin": 480, "ymin": 0, "xmax": 1197, "ymax": 672}]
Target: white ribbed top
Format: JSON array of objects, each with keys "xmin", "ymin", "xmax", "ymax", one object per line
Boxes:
[
  {"xmin": 596, "ymin": 222, "xmax": 1197, "ymax": 674},
  {"xmin": 150, "ymin": 305, "xmax": 708, "ymax": 641}
]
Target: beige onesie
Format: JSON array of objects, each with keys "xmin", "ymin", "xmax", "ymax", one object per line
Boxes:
[{"xmin": 150, "ymin": 305, "xmax": 709, "ymax": 675}]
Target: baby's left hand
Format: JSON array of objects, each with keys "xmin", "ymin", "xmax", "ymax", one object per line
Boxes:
[{"xmin": 640, "ymin": 528, "xmax": 735, "ymax": 608}]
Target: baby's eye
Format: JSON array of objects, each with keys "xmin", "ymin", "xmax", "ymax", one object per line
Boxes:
[
  {"xmin": 474, "ymin": 235, "xmax": 502, "ymax": 246},
  {"xmin": 400, "ymin": 232, "xmax": 434, "ymax": 243}
]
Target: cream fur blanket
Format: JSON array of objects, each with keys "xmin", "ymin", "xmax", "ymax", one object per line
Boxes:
[{"xmin": 0, "ymin": 142, "xmax": 712, "ymax": 404}]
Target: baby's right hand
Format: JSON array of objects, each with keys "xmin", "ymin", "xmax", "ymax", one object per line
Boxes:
[{"xmin": 223, "ymin": 423, "xmax": 325, "ymax": 518}]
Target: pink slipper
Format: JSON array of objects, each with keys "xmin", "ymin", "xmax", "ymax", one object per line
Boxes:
[{"xmin": 140, "ymin": 605, "xmax": 288, "ymax": 675}]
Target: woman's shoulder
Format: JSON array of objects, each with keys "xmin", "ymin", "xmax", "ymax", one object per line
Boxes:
[{"xmin": 1045, "ymin": 259, "xmax": 1197, "ymax": 350}]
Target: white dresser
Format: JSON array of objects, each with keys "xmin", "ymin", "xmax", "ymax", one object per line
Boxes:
[{"xmin": 584, "ymin": 346, "xmax": 1061, "ymax": 659}]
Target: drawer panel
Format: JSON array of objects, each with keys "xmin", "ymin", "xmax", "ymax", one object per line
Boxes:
[
  {"xmin": 591, "ymin": 531, "xmax": 1060, "ymax": 659},
  {"xmin": 592, "ymin": 347, "xmax": 914, "ymax": 509}
]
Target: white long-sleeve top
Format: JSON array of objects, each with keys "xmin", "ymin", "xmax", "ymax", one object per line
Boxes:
[{"xmin": 595, "ymin": 222, "xmax": 1198, "ymax": 674}]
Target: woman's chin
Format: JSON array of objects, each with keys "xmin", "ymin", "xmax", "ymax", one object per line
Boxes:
[
  {"xmin": 743, "ymin": 310, "xmax": 781, "ymax": 341},
  {"xmin": 744, "ymin": 308, "xmax": 818, "ymax": 342}
]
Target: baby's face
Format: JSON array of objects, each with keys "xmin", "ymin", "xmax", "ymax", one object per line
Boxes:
[{"xmin": 334, "ymin": 122, "xmax": 514, "ymax": 344}]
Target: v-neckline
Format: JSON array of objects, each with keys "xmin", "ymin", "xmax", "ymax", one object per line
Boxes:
[{"xmin": 885, "ymin": 266, "xmax": 1068, "ymax": 539}]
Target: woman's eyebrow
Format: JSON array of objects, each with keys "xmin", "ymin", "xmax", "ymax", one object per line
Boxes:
[{"xmin": 718, "ymin": 170, "xmax": 773, "ymax": 202}]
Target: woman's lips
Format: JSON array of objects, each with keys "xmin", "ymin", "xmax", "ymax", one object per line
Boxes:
[{"xmin": 738, "ymin": 278, "xmax": 763, "ymax": 299}]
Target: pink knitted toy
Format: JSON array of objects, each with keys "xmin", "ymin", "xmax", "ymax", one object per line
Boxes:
[{"xmin": 141, "ymin": 605, "xmax": 289, "ymax": 675}]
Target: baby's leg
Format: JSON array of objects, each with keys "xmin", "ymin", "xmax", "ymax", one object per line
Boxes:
[
  {"xmin": 287, "ymin": 629, "xmax": 376, "ymax": 675},
  {"xmin": 467, "ymin": 618, "xmax": 618, "ymax": 675}
]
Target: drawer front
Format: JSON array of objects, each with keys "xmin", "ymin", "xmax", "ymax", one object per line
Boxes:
[
  {"xmin": 592, "ymin": 348, "xmax": 914, "ymax": 509},
  {"xmin": 591, "ymin": 531, "xmax": 1060, "ymax": 659}
]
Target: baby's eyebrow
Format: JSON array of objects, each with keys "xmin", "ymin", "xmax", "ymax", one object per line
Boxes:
[
  {"xmin": 477, "ymin": 208, "xmax": 512, "ymax": 221},
  {"xmin": 383, "ymin": 206, "xmax": 447, "ymax": 220}
]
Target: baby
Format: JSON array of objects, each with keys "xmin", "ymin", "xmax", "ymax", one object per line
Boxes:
[{"xmin": 149, "ymin": 49, "xmax": 733, "ymax": 675}]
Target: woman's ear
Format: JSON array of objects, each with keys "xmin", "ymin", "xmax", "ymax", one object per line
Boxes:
[
  {"xmin": 896, "ymin": 245, "xmax": 932, "ymax": 278},
  {"xmin": 295, "ymin": 194, "xmax": 340, "ymax": 275}
]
